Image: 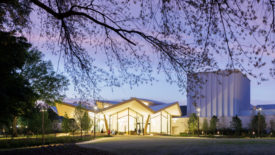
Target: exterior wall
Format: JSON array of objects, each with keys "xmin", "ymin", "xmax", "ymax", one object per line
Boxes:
[
  {"xmin": 171, "ymin": 117, "xmax": 189, "ymax": 135},
  {"xmin": 187, "ymin": 71, "xmax": 250, "ymax": 117}
]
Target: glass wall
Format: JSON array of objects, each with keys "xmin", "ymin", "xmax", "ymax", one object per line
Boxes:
[
  {"xmin": 109, "ymin": 108, "xmax": 143, "ymax": 134},
  {"xmin": 92, "ymin": 109, "xmax": 172, "ymax": 135},
  {"xmin": 150, "ymin": 111, "xmax": 171, "ymax": 134}
]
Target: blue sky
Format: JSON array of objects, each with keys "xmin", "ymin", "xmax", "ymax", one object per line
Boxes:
[
  {"xmin": 26, "ymin": 7, "xmax": 275, "ymax": 106},
  {"xmin": 37, "ymin": 50, "xmax": 275, "ymax": 106}
]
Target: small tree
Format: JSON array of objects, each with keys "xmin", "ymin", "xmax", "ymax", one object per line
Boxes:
[
  {"xmin": 209, "ymin": 116, "xmax": 218, "ymax": 134},
  {"xmin": 69, "ymin": 119, "xmax": 79, "ymax": 136},
  {"xmin": 202, "ymin": 118, "xmax": 209, "ymax": 135},
  {"xmin": 81, "ymin": 112, "xmax": 92, "ymax": 135},
  {"xmin": 74, "ymin": 104, "xmax": 85, "ymax": 138},
  {"xmin": 230, "ymin": 115, "xmax": 242, "ymax": 136},
  {"xmin": 62, "ymin": 113, "xmax": 71, "ymax": 133},
  {"xmin": 188, "ymin": 113, "xmax": 198, "ymax": 135},
  {"xmin": 251, "ymin": 113, "xmax": 266, "ymax": 137}
]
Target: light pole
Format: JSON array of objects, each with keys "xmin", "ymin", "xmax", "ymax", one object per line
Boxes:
[
  {"xmin": 41, "ymin": 107, "xmax": 47, "ymax": 145},
  {"xmin": 257, "ymin": 107, "xmax": 262, "ymax": 137},
  {"xmin": 196, "ymin": 108, "xmax": 200, "ymax": 136},
  {"xmin": 93, "ymin": 106, "xmax": 97, "ymax": 139}
]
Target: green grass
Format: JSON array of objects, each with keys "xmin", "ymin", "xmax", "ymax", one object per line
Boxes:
[{"xmin": 0, "ymin": 135, "xmax": 107, "ymax": 149}]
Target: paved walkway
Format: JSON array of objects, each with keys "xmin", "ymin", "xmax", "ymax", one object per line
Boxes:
[{"xmin": 77, "ymin": 136, "xmax": 275, "ymax": 155}]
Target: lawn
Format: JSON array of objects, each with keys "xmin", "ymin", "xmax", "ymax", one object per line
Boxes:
[
  {"xmin": 2, "ymin": 136, "xmax": 275, "ymax": 154},
  {"xmin": 77, "ymin": 136, "xmax": 275, "ymax": 155}
]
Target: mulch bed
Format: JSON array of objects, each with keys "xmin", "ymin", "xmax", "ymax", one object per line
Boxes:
[{"xmin": 0, "ymin": 144, "xmax": 113, "ymax": 155}]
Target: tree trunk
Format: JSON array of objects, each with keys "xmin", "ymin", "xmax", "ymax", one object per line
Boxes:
[
  {"xmin": 12, "ymin": 116, "xmax": 17, "ymax": 137},
  {"xmin": 81, "ymin": 128, "xmax": 82, "ymax": 138}
]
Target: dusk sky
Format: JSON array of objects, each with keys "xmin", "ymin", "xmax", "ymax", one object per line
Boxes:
[
  {"xmin": 25, "ymin": 6, "xmax": 275, "ymax": 106},
  {"xmin": 30, "ymin": 44, "xmax": 275, "ymax": 106}
]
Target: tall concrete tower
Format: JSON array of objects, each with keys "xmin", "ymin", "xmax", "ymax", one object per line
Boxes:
[{"xmin": 187, "ymin": 70, "xmax": 250, "ymax": 117}]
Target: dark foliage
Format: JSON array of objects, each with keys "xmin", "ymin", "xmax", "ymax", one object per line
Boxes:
[{"xmin": 0, "ymin": 31, "xmax": 37, "ymax": 125}]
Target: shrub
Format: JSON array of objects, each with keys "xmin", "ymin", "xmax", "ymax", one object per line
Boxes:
[
  {"xmin": 209, "ymin": 116, "xmax": 218, "ymax": 134},
  {"xmin": 230, "ymin": 115, "xmax": 242, "ymax": 135},
  {"xmin": 202, "ymin": 118, "xmax": 209, "ymax": 134},
  {"xmin": 188, "ymin": 113, "xmax": 198, "ymax": 135},
  {"xmin": 251, "ymin": 113, "xmax": 266, "ymax": 137}
]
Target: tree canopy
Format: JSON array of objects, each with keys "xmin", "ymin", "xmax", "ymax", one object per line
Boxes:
[
  {"xmin": 0, "ymin": 31, "xmax": 68, "ymax": 136},
  {"xmin": 1, "ymin": 0, "xmax": 275, "ymax": 96},
  {"xmin": 20, "ymin": 49, "xmax": 69, "ymax": 105},
  {"xmin": 0, "ymin": 31, "xmax": 36, "ymax": 124}
]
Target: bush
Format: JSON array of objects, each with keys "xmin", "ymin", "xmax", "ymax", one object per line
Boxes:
[
  {"xmin": 209, "ymin": 116, "xmax": 218, "ymax": 134},
  {"xmin": 251, "ymin": 113, "xmax": 266, "ymax": 137},
  {"xmin": 188, "ymin": 113, "xmax": 198, "ymax": 135},
  {"xmin": 202, "ymin": 118, "xmax": 209, "ymax": 134},
  {"xmin": 230, "ymin": 115, "xmax": 242, "ymax": 136}
]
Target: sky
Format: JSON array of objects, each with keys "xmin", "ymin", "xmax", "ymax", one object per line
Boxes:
[
  {"xmin": 37, "ymin": 50, "xmax": 275, "ymax": 106},
  {"xmin": 25, "ymin": 3, "xmax": 275, "ymax": 106}
]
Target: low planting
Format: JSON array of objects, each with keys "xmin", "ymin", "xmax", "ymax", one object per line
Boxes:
[{"xmin": 0, "ymin": 135, "xmax": 97, "ymax": 149}]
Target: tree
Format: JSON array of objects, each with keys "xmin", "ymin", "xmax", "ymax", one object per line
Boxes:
[
  {"xmin": 61, "ymin": 113, "xmax": 79, "ymax": 135},
  {"xmin": 62, "ymin": 113, "xmax": 71, "ymax": 133},
  {"xmin": 0, "ymin": 32, "xmax": 37, "ymax": 136},
  {"xmin": 68, "ymin": 119, "xmax": 79, "ymax": 136},
  {"xmin": 1, "ymin": 0, "xmax": 275, "ymax": 97},
  {"xmin": 20, "ymin": 49, "xmax": 69, "ymax": 106},
  {"xmin": 0, "ymin": 31, "xmax": 69, "ymax": 136},
  {"xmin": 217, "ymin": 116, "xmax": 227, "ymax": 133},
  {"xmin": 74, "ymin": 104, "xmax": 88, "ymax": 138},
  {"xmin": 188, "ymin": 113, "xmax": 198, "ymax": 135},
  {"xmin": 82, "ymin": 111, "xmax": 92, "ymax": 135},
  {"xmin": 22, "ymin": 105, "xmax": 52, "ymax": 135},
  {"xmin": 230, "ymin": 115, "xmax": 242, "ymax": 136},
  {"xmin": 202, "ymin": 118, "xmax": 209, "ymax": 135},
  {"xmin": 209, "ymin": 116, "xmax": 219, "ymax": 134},
  {"xmin": 251, "ymin": 113, "xmax": 267, "ymax": 137}
]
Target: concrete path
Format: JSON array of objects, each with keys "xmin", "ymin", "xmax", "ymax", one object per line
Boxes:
[{"xmin": 77, "ymin": 136, "xmax": 275, "ymax": 155}]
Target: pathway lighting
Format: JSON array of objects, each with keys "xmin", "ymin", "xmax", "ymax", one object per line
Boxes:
[
  {"xmin": 196, "ymin": 108, "xmax": 200, "ymax": 136},
  {"xmin": 41, "ymin": 107, "xmax": 47, "ymax": 145},
  {"xmin": 256, "ymin": 107, "xmax": 262, "ymax": 137},
  {"xmin": 93, "ymin": 106, "xmax": 98, "ymax": 139}
]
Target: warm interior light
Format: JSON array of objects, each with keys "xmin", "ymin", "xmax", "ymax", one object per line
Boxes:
[{"xmin": 142, "ymin": 101, "xmax": 150, "ymax": 106}]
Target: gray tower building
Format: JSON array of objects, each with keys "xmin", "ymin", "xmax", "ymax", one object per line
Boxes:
[{"xmin": 187, "ymin": 70, "xmax": 250, "ymax": 117}]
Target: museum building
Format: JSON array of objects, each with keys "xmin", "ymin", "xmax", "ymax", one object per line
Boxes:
[
  {"xmin": 55, "ymin": 98, "xmax": 182, "ymax": 135},
  {"xmin": 54, "ymin": 70, "xmax": 275, "ymax": 135}
]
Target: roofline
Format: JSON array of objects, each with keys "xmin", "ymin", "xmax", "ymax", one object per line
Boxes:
[
  {"xmin": 56, "ymin": 99, "xmax": 182, "ymax": 115},
  {"xmin": 154, "ymin": 102, "xmax": 182, "ymax": 117},
  {"xmin": 188, "ymin": 69, "xmax": 249, "ymax": 81},
  {"xmin": 96, "ymin": 100, "xmax": 121, "ymax": 104},
  {"xmin": 100, "ymin": 98, "xmax": 155, "ymax": 113},
  {"xmin": 55, "ymin": 102, "xmax": 96, "ymax": 112}
]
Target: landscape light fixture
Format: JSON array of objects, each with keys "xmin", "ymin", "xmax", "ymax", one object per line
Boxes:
[
  {"xmin": 40, "ymin": 107, "xmax": 47, "ymax": 145},
  {"xmin": 93, "ymin": 106, "xmax": 98, "ymax": 139},
  {"xmin": 256, "ymin": 107, "xmax": 263, "ymax": 137},
  {"xmin": 196, "ymin": 108, "xmax": 200, "ymax": 136}
]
